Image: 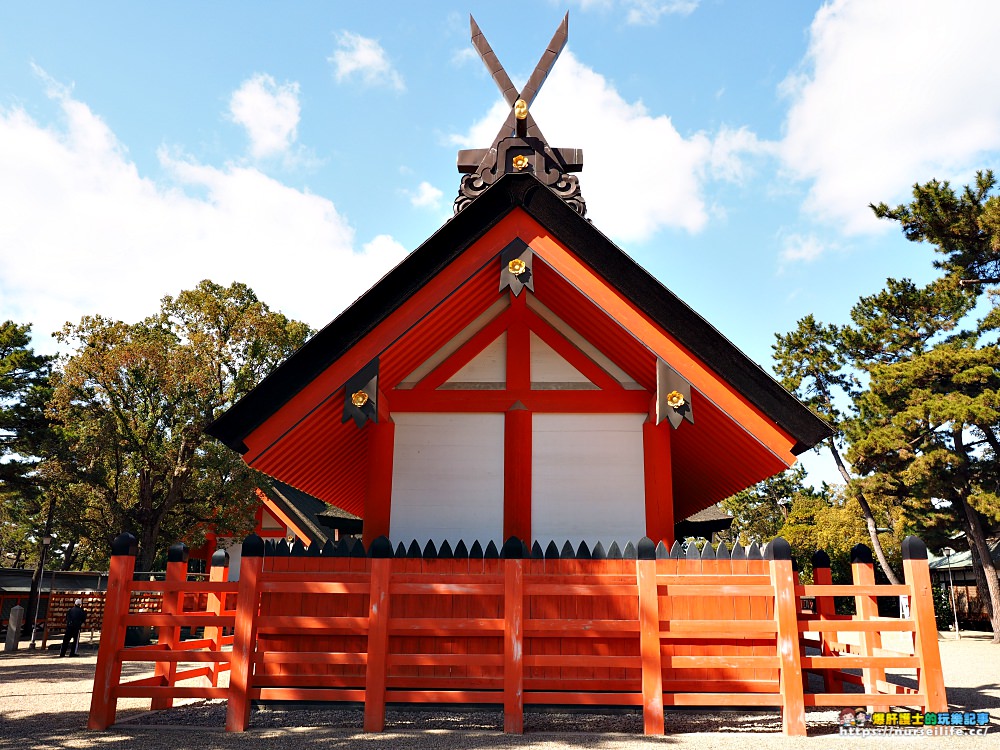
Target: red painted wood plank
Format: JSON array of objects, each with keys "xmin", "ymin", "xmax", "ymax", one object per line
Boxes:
[
  {"xmin": 637, "ymin": 558, "xmax": 664, "ymax": 735},
  {"xmin": 225, "ymin": 546, "xmax": 262, "ymax": 733},
  {"xmin": 769, "ymin": 555, "xmax": 806, "ymax": 736},
  {"xmin": 504, "ymin": 406, "xmax": 532, "ymax": 544},
  {"xmin": 902, "ymin": 555, "xmax": 948, "ymax": 713},
  {"xmin": 503, "ymin": 558, "xmax": 524, "ymax": 734},
  {"xmin": 363, "ymin": 558, "xmax": 391, "ymax": 732},
  {"xmin": 87, "ymin": 550, "xmax": 136, "ymax": 730}
]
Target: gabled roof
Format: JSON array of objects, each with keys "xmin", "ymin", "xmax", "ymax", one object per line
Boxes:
[{"xmin": 208, "ymin": 173, "xmax": 831, "ymax": 461}]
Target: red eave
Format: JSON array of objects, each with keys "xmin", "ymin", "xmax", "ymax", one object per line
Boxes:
[{"xmin": 242, "ymin": 208, "xmax": 799, "ymax": 520}]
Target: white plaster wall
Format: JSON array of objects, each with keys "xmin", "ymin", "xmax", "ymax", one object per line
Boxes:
[
  {"xmin": 531, "ymin": 413, "xmax": 646, "ymax": 548},
  {"xmin": 390, "ymin": 413, "xmax": 505, "ymax": 546}
]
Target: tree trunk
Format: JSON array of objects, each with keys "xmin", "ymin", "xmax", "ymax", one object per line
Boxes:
[
  {"xmin": 22, "ymin": 496, "xmax": 56, "ymax": 636},
  {"xmin": 953, "ymin": 428, "xmax": 1000, "ymax": 643},
  {"xmin": 827, "ymin": 439, "xmax": 902, "ymax": 584}
]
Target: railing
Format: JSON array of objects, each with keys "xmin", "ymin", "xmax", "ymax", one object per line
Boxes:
[{"xmin": 88, "ymin": 533, "xmax": 946, "ymax": 737}]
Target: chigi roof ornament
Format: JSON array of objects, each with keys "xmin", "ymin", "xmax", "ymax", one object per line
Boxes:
[{"xmin": 455, "ymin": 14, "xmax": 586, "ymax": 216}]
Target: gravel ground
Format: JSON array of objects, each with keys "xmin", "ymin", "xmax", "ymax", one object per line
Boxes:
[{"xmin": 1, "ymin": 632, "xmax": 997, "ymax": 749}]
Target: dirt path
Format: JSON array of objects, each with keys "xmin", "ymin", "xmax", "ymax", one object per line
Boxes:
[{"xmin": 1, "ymin": 633, "xmax": 996, "ymax": 749}]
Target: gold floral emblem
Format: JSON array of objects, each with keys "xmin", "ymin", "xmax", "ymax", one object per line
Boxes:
[
  {"xmin": 513, "ymin": 98, "xmax": 528, "ymax": 120},
  {"xmin": 351, "ymin": 390, "xmax": 369, "ymax": 408},
  {"xmin": 666, "ymin": 390, "xmax": 686, "ymax": 409},
  {"xmin": 512, "ymin": 154, "xmax": 529, "ymax": 171},
  {"xmin": 508, "ymin": 258, "xmax": 527, "ymax": 276}
]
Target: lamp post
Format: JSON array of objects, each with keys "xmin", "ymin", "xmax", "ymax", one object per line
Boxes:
[
  {"xmin": 941, "ymin": 547, "xmax": 961, "ymax": 640},
  {"xmin": 28, "ymin": 534, "xmax": 52, "ymax": 650}
]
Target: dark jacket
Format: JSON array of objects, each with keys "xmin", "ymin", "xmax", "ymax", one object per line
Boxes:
[{"xmin": 66, "ymin": 605, "xmax": 87, "ymax": 628}]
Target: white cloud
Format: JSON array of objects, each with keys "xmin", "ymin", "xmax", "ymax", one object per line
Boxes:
[
  {"xmin": 623, "ymin": 0, "xmax": 698, "ymax": 24},
  {"xmin": 228, "ymin": 74, "xmax": 301, "ymax": 159},
  {"xmin": 0, "ymin": 75, "xmax": 407, "ymax": 350},
  {"xmin": 779, "ymin": 233, "xmax": 828, "ymax": 264},
  {"xmin": 409, "ymin": 181, "xmax": 444, "ymax": 209},
  {"xmin": 329, "ymin": 32, "xmax": 404, "ymax": 91},
  {"xmin": 780, "ymin": 0, "xmax": 1000, "ymax": 234},
  {"xmin": 566, "ymin": 0, "xmax": 698, "ymax": 24},
  {"xmin": 451, "ymin": 48, "xmax": 478, "ymax": 68},
  {"xmin": 452, "ymin": 51, "xmax": 756, "ymax": 242}
]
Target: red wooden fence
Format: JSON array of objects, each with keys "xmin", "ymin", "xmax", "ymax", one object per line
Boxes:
[{"xmin": 88, "ymin": 534, "xmax": 946, "ymax": 737}]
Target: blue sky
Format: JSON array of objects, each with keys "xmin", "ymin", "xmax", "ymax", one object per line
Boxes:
[{"xmin": 2, "ymin": 1, "xmax": 999, "ymax": 486}]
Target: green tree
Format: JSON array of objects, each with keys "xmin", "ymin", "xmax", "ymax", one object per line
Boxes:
[
  {"xmin": 722, "ymin": 465, "xmax": 814, "ymax": 546},
  {"xmin": 50, "ymin": 280, "xmax": 312, "ymax": 570},
  {"xmin": 773, "ymin": 316, "xmax": 903, "ymax": 584}
]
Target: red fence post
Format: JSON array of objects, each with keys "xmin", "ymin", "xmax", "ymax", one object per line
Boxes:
[
  {"xmin": 503, "ymin": 555, "xmax": 524, "ymax": 734},
  {"xmin": 901, "ymin": 536, "xmax": 948, "ymax": 713},
  {"xmin": 225, "ymin": 534, "xmax": 264, "ymax": 733},
  {"xmin": 850, "ymin": 544, "xmax": 886, "ymax": 711},
  {"xmin": 151, "ymin": 543, "xmax": 188, "ymax": 710},
  {"xmin": 206, "ymin": 548, "xmax": 230, "ymax": 688},
  {"xmin": 88, "ymin": 533, "xmax": 137, "ymax": 730},
  {"xmin": 767, "ymin": 538, "xmax": 806, "ymax": 737},
  {"xmin": 364, "ymin": 551, "xmax": 392, "ymax": 732},
  {"xmin": 810, "ymin": 550, "xmax": 842, "ymax": 693},
  {"xmin": 637, "ymin": 539, "xmax": 664, "ymax": 735}
]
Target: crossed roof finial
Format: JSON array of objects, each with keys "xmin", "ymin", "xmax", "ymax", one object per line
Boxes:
[{"xmin": 455, "ymin": 13, "xmax": 585, "ymax": 216}]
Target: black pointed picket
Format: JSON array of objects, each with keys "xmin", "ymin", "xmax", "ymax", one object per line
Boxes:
[
  {"xmin": 484, "ymin": 540, "xmax": 500, "ymax": 559},
  {"xmin": 333, "ymin": 539, "xmax": 350, "ymax": 557},
  {"xmin": 369, "ymin": 536, "xmax": 393, "ymax": 558},
  {"xmin": 592, "ymin": 541, "xmax": 606, "ymax": 560},
  {"xmin": 351, "ymin": 539, "xmax": 367, "ymax": 557},
  {"xmin": 623, "ymin": 541, "xmax": 637, "ymax": 559},
  {"xmin": 637, "ymin": 537, "xmax": 656, "ymax": 560},
  {"xmin": 406, "ymin": 540, "xmax": 422, "ymax": 558},
  {"xmin": 812, "ymin": 549, "xmax": 831, "ymax": 569},
  {"xmin": 560, "ymin": 541, "xmax": 576, "ymax": 559},
  {"xmin": 422, "ymin": 540, "xmax": 438, "ymax": 559},
  {"xmin": 715, "ymin": 542, "xmax": 730, "ymax": 560},
  {"xmin": 454, "ymin": 540, "xmax": 469, "ymax": 559},
  {"xmin": 395, "ymin": 542, "xmax": 407, "ymax": 558},
  {"xmin": 607, "ymin": 541, "xmax": 623, "ymax": 559},
  {"xmin": 746, "ymin": 542, "xmax": 762, "ymax": 560},
  {"xmin": 264, "ymin": 540, "xmax": 275, "ymax": 556},
  {"xmin": 438, "ymin": 540, "xmax": 454, "ymax": 559},
  {"xmin": 545, "ymin": 541, "xmax": 560, "ymax": 560},
  {"xmin": 501, "ymin": 537, "xmax": 523, "ymax": 559},
  {"xmin": 321, "ymin": 540, "xmax": 335, "ymax": 556},
  {"xmin": 276, "ymin": 539, "xmax": 290, "ymax": 557},
  {"xmin": 308, "ymin": 541, "xmax": 322, "ymax": 556},
  {"xmin": 730, "ymin": 542, "xmax": 745, "ymax": 560},
  {"xmin": 470, "ymin": 540, "xmax": 484, "ymax": 559},
  {"xmin": 686, "ymin": 541, "xmax": 700, "ymax": 560},
  {"xmin": 531, "ymin": 541, "xmax": 544, "ymax": 559},
  {"xmin": 292, "ymin": 540, "xmax": 307, "ymax": 556},
  {"xmin": 701, "ymin": 542, "xmax": 715, "ymax": 560},
  {"xmin": 655, "ymin": 541, "xmax": 669, "ymax": 559},
  {"xmin": 669, "ymin": 541, "xmax": 684, "ymax": 559},
  {"xmin": 576, "ymin": 540, "xmax": 591, "ymax": 560}
]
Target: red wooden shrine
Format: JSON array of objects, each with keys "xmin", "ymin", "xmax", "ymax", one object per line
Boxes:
[{"xmin": 87, "ymin": 14, "xmax": 947, "ymax": 737}]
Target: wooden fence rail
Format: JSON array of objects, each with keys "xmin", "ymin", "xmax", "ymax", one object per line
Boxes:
[{"xmin": 88, "ymin": 533, "xmax": 946, "ymax": 737}]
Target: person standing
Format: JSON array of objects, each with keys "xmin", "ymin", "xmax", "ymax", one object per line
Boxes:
[{"xmin": 60, "ymin": 598, "xmax": 87, "ymax": 657}]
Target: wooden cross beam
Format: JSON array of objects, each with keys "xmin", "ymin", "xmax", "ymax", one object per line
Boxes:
[{"xmin": 457, "ymin": 14, "xmax": 583, "ymax": 177}]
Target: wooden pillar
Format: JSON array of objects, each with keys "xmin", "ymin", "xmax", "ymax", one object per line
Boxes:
[
  {"xmin": 642, "ymin": 418, "xmax": 674, "ymax": 546},
  {"xmin": 151, "ymin": 544, "xmax": 187, "ymax": 710},
  {"xmin": 225, "ymin": 534, "xmax": 264, "ymax": 733},
  {"xmin": 504, "ymin": 404, "xmax": 532, "ymax": 544},
  {"xmin": 206, "ymin": 548, "xmax": 229, "ymax": 688},
  {"xmin": 363, "ymin": 418, "xmax": 395, "ymax": 548},
  {"xmin": 901, "ymin": 536, "xmax": 948, "ymax": 713},
  {"xmin": 767, "ymin": 537, "xmax": 806, "ymax": 737},
  {"xmin": 850, "ymin": 544, "xmax": 886, "ymax": 711},
  {"xmin": 364, "ymin": 557, "xmax": 392, "ymax": 732},
  {"xmin": 88, "ymin": 533, "xmax": 137, "ymax": 730},
  {"xmin": 811, "ymin": 550, "xmax": 842, "ymax": 693},
  {"xmin": 637, "ymin": 544, "xmax": 664, "ymax": 735},
  {"xmin": 503, "ymin": 557, "xmax": 524, "ymax": 734}
]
